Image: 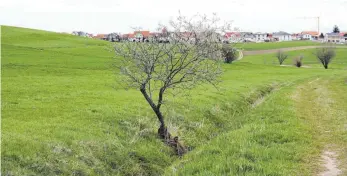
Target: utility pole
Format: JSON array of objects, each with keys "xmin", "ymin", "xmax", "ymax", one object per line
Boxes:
[{"xmin": 317, "ymin": 17, "xmax": 320, "ymax": 35}]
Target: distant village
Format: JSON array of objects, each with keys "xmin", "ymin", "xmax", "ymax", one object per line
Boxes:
[{"xmin": 65, "ymin": 28, "xmax": 347, "ymax": 44}]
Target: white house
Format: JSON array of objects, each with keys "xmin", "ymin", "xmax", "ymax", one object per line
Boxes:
[
  {"xmin": 273, "ymin": 31, "xmax": 292, "ymax": 41},
  {"xmin": 241, "ymin": 32, "xmax": 256, "ymax": 42},
  {"xmin": 324, "ymin": 33, "xmax": 344, "ymax": 43},
  {"xmin": 291, "ymin": 34, "xmax": 301, "ymax": 40},
  {"xmin": 254, "ymin": 33, "xmax": 268, "ymax": 41},
  {"xmin": 302, "ymin": 34, "xmax": 312, "ymax": 40},
  {"xmin": 301, "ymin": 31, "xmax": 319, "ymax": 40},
  {"xmin": 72, "ymin": 31, "xmax": 92, "ymax": 38},
  {"xmin": 343, "ymin": 33, "xmax": 347, "ymax": 43}
]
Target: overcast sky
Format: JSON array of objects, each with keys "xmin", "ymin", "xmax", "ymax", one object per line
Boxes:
[{"xmin": 1, "ymin": 0, "xmax": 346, "ymax": 34}]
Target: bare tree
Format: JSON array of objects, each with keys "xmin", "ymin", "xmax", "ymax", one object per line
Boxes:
[
  {"xmin": 114, "ymin": 13, "xmax": 231, "ymax": 140},
  {"xmin": 276, "ymin": 50, "xmax": 288, "ymax": 65},
  {"xmin": 314, "ymin": 46, "xmax": 336, "ymax": 69}
]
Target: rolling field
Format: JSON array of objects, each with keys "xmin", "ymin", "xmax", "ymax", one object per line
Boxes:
[{"xmin": 1, "ymin": 26, "xmax": 347, "ymax": 175}]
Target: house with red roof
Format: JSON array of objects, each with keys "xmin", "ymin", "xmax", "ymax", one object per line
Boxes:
[
  {"xmin": 94, "ymin": 34, "xmax": 106, "ymax": 40},
  {"xmin": 267, "ymin": 34, "xmax": 273, "ymax": 41},
  {"xmin": 223, "ymin": 32, "xmax": 241, "ymax": 43},
  {"xmin": 122, "ymin": 31, "xmax": 150, "ymax": 42},
  {"xmin": 168, "ymin": 32, "xmax": 196, "ymax": 42},
  {"xmin": 301, "ymin": 31, "xmax": 319, "ymax": 40},
  {"xmin": 149, "ymin": 32, "xmax": 161, "ymax": 38},
  {"xmin": 121, "ymin": 33, "xmax": 138, "ymax": 41},
  {"xmin": 134, "ymin": 31, "xmax": 150, "ymax": 39}
]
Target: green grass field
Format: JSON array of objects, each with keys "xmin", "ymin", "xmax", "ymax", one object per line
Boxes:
[
  {"xmin": 2, "ymin": 26, "xmax": 347, "ymax": 175},
  {"xmin": 240, "ymin": 48, "xmax": 347, "ymax": 69},
  {"xmin": 237, "ymin": 40, "xmax": 320, "ymax": 51}
]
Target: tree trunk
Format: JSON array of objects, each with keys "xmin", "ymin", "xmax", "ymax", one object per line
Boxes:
[{"xmin": 140, "ymin": 87, "xmax": 170, "ymax": 139}]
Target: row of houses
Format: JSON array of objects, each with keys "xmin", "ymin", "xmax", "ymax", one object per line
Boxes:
[
  {"xmin": 224, "ymin": 31, "xmax": 293, "ymax": 43},
  {"xmin": 93, "ymin": 33, "xmax": 121, "ymax": 42},
  {"xmin": 121, "ymin": 28, "xmax": 171, "ymax": 42},
  {"xmin": 71, "ymin": 31, "xmax": 93, "ymax": 38},
  {"xmin": 224, "ymin": 31, "xmax": 294, "ymax": 42},
  {"xmin": 69, "ymin": 29, "xmax": 347, "ymax": 44},
  {"xmin": 292, "ymin": 31, "xmax": 347, "ymax": 43},
  {"xmin": 70, "ymin": 31, "xmax": 122, "ymax": 42},
  {"xmin": 224, "ymin": 31, "xmax": 347, "ymax": 43}
]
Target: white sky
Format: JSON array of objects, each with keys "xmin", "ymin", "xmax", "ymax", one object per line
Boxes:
[{"xmin": 1, "ymin": 0, "xmax": 346, "ymax": 34}]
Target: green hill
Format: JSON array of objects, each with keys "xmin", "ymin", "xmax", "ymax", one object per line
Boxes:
[{"xmin": 2, "ymin": 26, "xmax": 347, "ymax": 175}]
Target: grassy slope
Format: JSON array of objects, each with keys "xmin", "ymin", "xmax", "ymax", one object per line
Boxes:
[
  {"xmin": 237, "ymin": 41, "xmax": 320, "ymax": 51},
  {"xmin": 166, "ymin": 75, "xmax": 347, "ymax": 176},
  {"xmin": 2, "ymin": 26, "xmax": 346, "ymax": 175},
  {"xmin": 166, "ymin": 81, "xmax": 316, "ymax": 175},
  {"xmin": 166, "ymin": 50, "xmax": 347, "ymax": 175}
]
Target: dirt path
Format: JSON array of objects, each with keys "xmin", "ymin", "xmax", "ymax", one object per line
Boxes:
[
  {"xmin": 243, "ymin": 45, "xmax": 347, "ymax": 56},
  {"xmin": 320, "ymin": 151, "xmax": 341, "ymax": 176},
  {"xmin": 292, "ymin": 77, "xmax": 347, "ymax": 175}
]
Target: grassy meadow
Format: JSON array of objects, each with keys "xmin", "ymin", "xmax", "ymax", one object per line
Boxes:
[
  {"xmin": 1, "ymin": 26, "xmax": 347, "ymax": 175},
  {"xmin": 237, "ymin": 40, "xmax": 321, "ymax": 51},
  {"xmin": 240, "ymin": 48, "xmax": 347, "ymax": 69}
]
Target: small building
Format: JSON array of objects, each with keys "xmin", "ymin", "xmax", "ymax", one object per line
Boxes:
[
  {"xmin": 301, "ymin": 31, "xmax": 319, "ymax": 40},
  {"xmin": 324, "ymin": 33, "xmax": 343, "ymax": 43},
  {"xmin": 272, "ymin": 31, "xmax": 292, "ymax": 41},
  {"xmin": 149, "ymin": 32, "xmax": 161, "ymax": 38},
  {"xmin": 121, "ymin": 34, "xmax": 129, "ymax": 40},
  {"xmin": 104, "ymin": 33, "xmax": 120, "ymax": 42},
  {"xmin": 254, "ymin": 32, "xmax": 268, "ymax": 42},
  {"xmin": 170, "ymin": 32, "xmax": 196, "ymax": 42},
  {"xmin": 122, "ymin": 31, "xmax": 151, "ymax": 42},
  {"xmin": 224, "ymin": 32, "xmax": 241, "ymax": 43},
  {"xmin": 72, "ymin": 31, "xmax": 79, "ymax": 36},
  {"xmin": 72, "ymin": 31, "xmax": 92, "ymax": 38},
  {"xmin": 94, "ymin": 34, "xmax": 106, "ymax": 40},
  {"xmin": 150, "ymin": 32, "xmax": 170, "ymax": 43},
  {"xmin": 291, "ymin": 33, "xmax": 301, "ymax": 40},
  {"xmin": 343, "ymin": 33, "xmax": 347, "ymax": 42},
  {"xmin": 267, "ymin": 34, "xmax": 273, "ymax": 41},
  {"xmin": 301, "ymin": 33, "xmax": 312, "ymax": 40},
  {"xmin": 134, "ymin": 31, "xmax": 150, "ymax": 40},
  {"xmin": 122, "ymin": 34, "xmax": 136, "ymax": 41},
  {"xmin": 241, "ymin": 32, "xmax": 255, "ymax": 42}
]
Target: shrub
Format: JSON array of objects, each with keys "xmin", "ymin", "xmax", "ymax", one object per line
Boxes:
[
  {"xmin": 221, "ymin": 44, "xmax": 237, "ymax": 63},
  {"xmin": 276, "ymin": 50, "xmax": 288, "ymax": 65},
  {"xmin": 293, "ymin": 55, "xmax": 304, "ymax": 68},
  {"xmin": 314, "ymin": 46, "xmax": 336, "ymax": 69}
]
